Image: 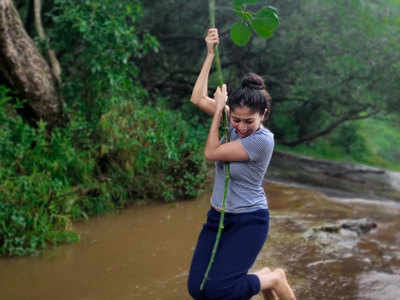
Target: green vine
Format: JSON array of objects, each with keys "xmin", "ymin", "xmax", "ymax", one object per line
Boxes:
[{"xmin": 199, "ymin": 0, "xmax": 279, "ymax": 291}]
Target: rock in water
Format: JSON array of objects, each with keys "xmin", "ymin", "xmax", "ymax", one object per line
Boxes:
[
  {"xmin": 338, "ymin": 218, "xmax": 377, "ymax": 235},
  {"xmin": 303, "ymin": 218, "xmax": 377, "ymax": 254}
]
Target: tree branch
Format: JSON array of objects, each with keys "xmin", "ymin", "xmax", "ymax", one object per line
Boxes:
[
  {"xmin": 278, "ymin": 109, "xmax": 372, "ymax": 147},
  {"xmin": 34, "ymin": 0, "xmax": 61, "ymax": 84}
]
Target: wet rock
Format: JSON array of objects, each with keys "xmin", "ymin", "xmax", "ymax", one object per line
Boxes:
[
  {"xmin": 303, "ymin": 219, "xmax": 377, "ymax": 254},
  {"xmin": 338, "ymin": 218, "xmax": 377, "ymax": 235},
  {"xmin": 268, "ymin": 151, "xmax": 400, "ymax": 201},
  {"xmin": 306, "ymin": 218, "xmax": 377, "ymax": 237},
  {"xmin": 358, "ymin": 271, "xmax": 400, "ymax": 300}
]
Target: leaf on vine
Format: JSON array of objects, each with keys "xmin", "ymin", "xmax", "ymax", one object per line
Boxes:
[
  {"xmin": 267, "ymin": 5, "xmax": 279, "ymax": 15},
  {"xmin": 233, "ymin": 0, "xmax": 259, "ymax": 11},
  {"xmin": 251, "ymin": 7, "xmax": 279, "ymax": 38},
  {"xmin": 230, "ymin": 22, "xmax": 252, "ymax": 46}
]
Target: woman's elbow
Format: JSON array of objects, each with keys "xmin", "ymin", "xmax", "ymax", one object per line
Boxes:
[
  {"xmin": 190, "ymin": 91, "xmax": 201, "ymax": 104},
  {"xmin": 190, "ymin": 96, "xmax": 199, "ymax": 104},
  {"xmin": 204, "ymin": 149, "xmax": 220, "ymax": 161},
  {"xmin": 204, "ymin": 149, "xmax": 214, "ymax": 161}
]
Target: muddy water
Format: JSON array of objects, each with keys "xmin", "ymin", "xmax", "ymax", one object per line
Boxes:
[{"xmin": 0, "ymin": 182, "xmax": 399, "ymax": 300}]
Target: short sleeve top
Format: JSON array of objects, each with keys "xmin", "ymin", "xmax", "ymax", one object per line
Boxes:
[{"xmin": 210, "ymin": 125, "xmax": 274, "ymax": 213}]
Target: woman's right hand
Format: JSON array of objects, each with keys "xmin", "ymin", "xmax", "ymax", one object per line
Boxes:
[
  {"xmin": 213, "ymin": 84, "xmax": 228, "ymax": 113},
  {"xmin": 205, "ymin": 28, "xmax": 219, "ymax": 55}
]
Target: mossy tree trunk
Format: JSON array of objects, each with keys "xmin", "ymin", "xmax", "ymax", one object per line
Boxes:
[{"xmin": 0, "ymin": 0, "xmax": 66, "ymax": 129}]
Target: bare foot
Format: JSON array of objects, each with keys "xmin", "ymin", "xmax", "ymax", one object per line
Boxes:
[
  {"xmin": 263, "ymin": 288, "xmax": 278, "ymax": 300},
  {"xmin": 253, "ymin": 268, "xmax": 278, "ymax": 300},
  {"xmin": 273, "ymin": 268, "xmax": 296, "ymax": 300}
]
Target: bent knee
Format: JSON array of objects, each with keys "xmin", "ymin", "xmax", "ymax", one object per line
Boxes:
[
  {"xmin": 188, "ymin": 277, "xmax": 203, "ymax": 299},
  {"xmin": 203, "ymin": 281, "xmax": 236, "ymax": 300},
  {"xmin": 188, "ymin": 283, "xmax": 225, "ymax": 300}
]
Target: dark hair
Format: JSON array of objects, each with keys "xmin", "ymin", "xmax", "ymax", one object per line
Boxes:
[{"xmin": 227, "ymin": 73, "xmax": 271, "ymax": 119}]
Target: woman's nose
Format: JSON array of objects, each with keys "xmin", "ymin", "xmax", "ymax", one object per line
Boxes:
[{"xmin": 238, "ymin": 122, "xmax": 247, "ymax": 131}]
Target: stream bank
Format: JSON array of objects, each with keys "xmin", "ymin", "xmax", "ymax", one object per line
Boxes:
[{"xmin": 268, "ymin": 151, "xmax": 400, "ymax": 201}]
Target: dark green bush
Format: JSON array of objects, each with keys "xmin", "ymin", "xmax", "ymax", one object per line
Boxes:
[
  {"xmin": 97, "ymin": 100, "xmax": 207, "ymax": 203},
  {"xmin": 0, "ymin": 87, "xmax": 87, "ymax": 255},
  {"xmin": 48, "ymin": 0, "xmax": 159, "ymax": 120},
  {"xmin": 330, "ymin": 123, "xmax": 368, "ymax": 160},
  {"xmin": 0, "ymin": 85, "xmax": 208, "ymax": 255}
]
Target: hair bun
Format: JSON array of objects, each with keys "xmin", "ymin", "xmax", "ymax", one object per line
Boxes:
[{"xmin": 241, "ymin": 73, "xmax": 265, "ymax": 90}]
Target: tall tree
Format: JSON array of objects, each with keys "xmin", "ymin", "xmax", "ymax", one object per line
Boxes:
[
  {"xmin": 140, "ymin": 0, "xmax": 400, "ymax": 145},
  {"xmin": 0, "ymin": 0, "xmax": 66, "ymax": 129}
]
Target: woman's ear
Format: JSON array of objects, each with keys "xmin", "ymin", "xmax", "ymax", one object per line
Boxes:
[{"xmin": 261, "ymin": 108, "xmax": 268, "ymax": 121}]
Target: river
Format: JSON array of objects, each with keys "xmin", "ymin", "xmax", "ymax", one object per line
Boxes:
[{"xmin": 0, "ymin": 181, "xmax": 399, "ymax": 300}]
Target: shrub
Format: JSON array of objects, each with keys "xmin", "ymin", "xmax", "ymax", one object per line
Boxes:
[
  {"xmin": 0, "ymin": 85, "xmax": 208, "ymax": 255},
  {"xmin": 97, "ymin": 100, "xmax": 208, "ymax": 203},
  {"xmin": 48, "ymin": 0, "xmax": 159, "ymax": 120},
  {"xmin": 0, "ymin": 87, "xmax": 87, "ymax": 255}
]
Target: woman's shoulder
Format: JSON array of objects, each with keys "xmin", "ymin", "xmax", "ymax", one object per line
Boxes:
[
  {"xmin": 240, "ymin": 127, "xmax": 274, "ymax": 161},
  {"xmin": 255, "ymin": 127, "xmax": 274, "ymax": 143},
  {"xmin": 250, "ymin": 127, "xmax": 275, "ymax": 152}
]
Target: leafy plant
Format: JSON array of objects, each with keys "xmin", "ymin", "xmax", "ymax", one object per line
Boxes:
[
  {"xmin": 48, "ymin": 0, "xmax": 159, "ymax": 121},
  {"xmin": 230, "ymin": 0, "xmax": 279, "ymax": 46},
  {"xmin": 97, "ymin": 100, "xmax": 208, "ymax": 204},
  {"xmin": 0, "ymin": 87, "xmax": 87, "ymax": 255}
]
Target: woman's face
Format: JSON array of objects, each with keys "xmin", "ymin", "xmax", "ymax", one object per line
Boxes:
[{"xmin": 230, "ymin": 106, "xmax": 265, "ymax": 138}]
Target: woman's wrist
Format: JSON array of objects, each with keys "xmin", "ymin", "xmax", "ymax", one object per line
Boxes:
[
  {"xmin": 215, "ymin": 107, "xmax": 224, "ymax": 115},
  {"xmin": 206, "ymin": 52, "xmax": 215, "ymax": 57}
]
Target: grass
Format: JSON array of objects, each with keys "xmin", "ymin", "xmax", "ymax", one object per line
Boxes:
[
  {"xmin": 276, "ymin": 117, "xmax": 400, "ymax": 172},
  {"xmin": 358, "ymin": 118, "xmax": 400, "ymax": 171}
]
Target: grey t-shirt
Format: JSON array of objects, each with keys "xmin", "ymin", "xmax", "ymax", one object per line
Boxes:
[{"xmin": 210, "ymin": 126, "xmax": 274, "ymax": 213}]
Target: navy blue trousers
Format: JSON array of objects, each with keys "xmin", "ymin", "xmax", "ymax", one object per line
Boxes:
[{"xmin": 188, "ymin": 207, "xmax": 269, "ymax": 300}]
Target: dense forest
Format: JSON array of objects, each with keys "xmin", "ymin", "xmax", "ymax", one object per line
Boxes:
[{"xmin": 0, "ymin": 0, "xmax": 399, "ymax": 255}]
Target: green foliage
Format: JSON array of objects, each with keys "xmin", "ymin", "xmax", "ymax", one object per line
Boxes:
[
  {"xmin": 251, "ymin": 8, "xmax": 279, "ymax": 38},
  {"xmin": 97, "ymin": 100, "xmax": 207, "ymax": 203},
  {"xmin": 233, "ymin": 0, "xmax": 258, "ymax": 10},
  {"xmin": 230, "ymin": 22, "xmax": 252, "ymax": 46},
  {"xmin": 333, "ymin": 124, "xmax": 367, "ymax": 158},
  {"xmin": 357, "ymin": 118, "xmax": 400, "ymax": 171},
  {"xmin": 0, "ymin": 83, "xmax": 208, "ymax": 255},
  {"xmin": 48, "ymin": 0, "xmax": 159, "ymax": 120},
  {"xmin": 1, "ymin": 0, "xmax": 211, "ymax": 257},
  {"xmin": 0, "ymin": 87, "xmax": 86, "ymax": 255},
  {"xmin": 231, "ymin": 1, "xmax": 279, "ymax": 46},
  {"xmin": 268, "ymin": 0, "xmax": 400, "ymax": 144},
  {"xmin": 140, "ymin": 0, "xmax": 400, "ymax": 145},
  {"xmin": 277, "ymin": 118, "xmax": 400, "ymax": 171}
]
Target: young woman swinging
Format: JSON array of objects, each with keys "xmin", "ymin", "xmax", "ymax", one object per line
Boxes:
[{"xmin": 187, "ymin": 28, "xmax": 297, "ymax": 300}]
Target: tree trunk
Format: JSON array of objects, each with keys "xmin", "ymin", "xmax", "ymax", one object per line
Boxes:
[{"xmin": 0, "ymin": 0, "xmax": 66, "ymax": 129}]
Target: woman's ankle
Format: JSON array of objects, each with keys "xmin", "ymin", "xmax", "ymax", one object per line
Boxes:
[
  {"xmin": 254, "ymin": 268, "xmax": 280, "ymax": 291},
  {"xmin": 272, "ymin": 268, "xmax": 296, "ymax": 300}
]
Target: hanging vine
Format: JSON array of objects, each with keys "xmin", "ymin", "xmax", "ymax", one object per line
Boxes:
[{"xmin": 200, "ymin": 0, "xmax": 279, "ymax": 291}]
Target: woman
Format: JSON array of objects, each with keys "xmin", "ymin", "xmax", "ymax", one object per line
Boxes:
[{"xmin": 187, "ymin": 28, "xmax": 296, "ymax": 300}]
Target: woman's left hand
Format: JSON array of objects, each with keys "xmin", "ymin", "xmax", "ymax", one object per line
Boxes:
[{"xmin": 213, "ymin": 84, "xmax": 228, "ymax": 113}]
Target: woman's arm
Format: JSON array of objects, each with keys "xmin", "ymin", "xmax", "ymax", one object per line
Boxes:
[
  {"xmin": 204, "ymin": 85, "xmax": 249, "ymax": 162},
  {"xmin": 191, "ymin": 28, "xmax": 219, "ymax": 116}
]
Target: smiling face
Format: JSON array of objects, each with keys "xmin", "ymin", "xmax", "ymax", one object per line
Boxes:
[{"xmin": 230, "ymin": 106, "xmax": 266, "ymax": 138}]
